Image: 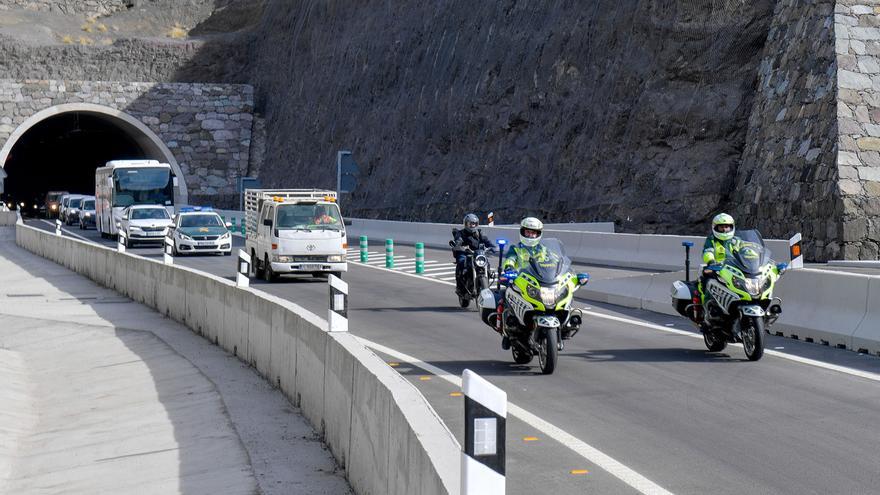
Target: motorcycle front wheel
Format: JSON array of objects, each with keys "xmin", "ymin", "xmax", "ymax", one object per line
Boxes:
[
  {"xmin": 537, "ymin": 328, "xmax": 558, "ymax": 375},
  {"xmin": 742, "ymin": 317, "xmax": 765, "ymax": 361}
]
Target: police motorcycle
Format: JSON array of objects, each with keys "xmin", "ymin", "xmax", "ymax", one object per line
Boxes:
[
  {"xmin": 477, "ymin": 238, "xmax": 590, "ymax": 374},
  {"xmin": 671, "ymin": 230, "xmax": 786, "ymax": 361},
  {"xmin": 449, "ymin": 231, "xmax": 496, "ymax": 309}
]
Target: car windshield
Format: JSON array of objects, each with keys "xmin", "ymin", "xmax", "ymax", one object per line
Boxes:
[
  {"xmin": 82, "ymin": 200, "xmax": 95, "ymax": 210},
  {"xmin": 521, "ymin": 238, "xmax": 572, "ymax": 285},
  {"xmin": 69, "ymin": 198, "xmax": 82, "ymax": 208},
  {"xmin": 180, "ymin": 214, "xmax": 223, "ymax": 228},
  {"xmin": 275, "ymin": 203, "xmax": 343, "ymax": 231},
  {"xmin": 131, "ymin": 208, "xmax": 170, "ymax": 220},
  {"xmin": 727, "ymin": 230, "xmax": 772, "ymax": 276}
]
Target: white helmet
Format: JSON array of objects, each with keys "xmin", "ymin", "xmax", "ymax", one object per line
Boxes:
[{"xmin": 519, "ymin": 217, "xmax": 544, "ymax": 247}]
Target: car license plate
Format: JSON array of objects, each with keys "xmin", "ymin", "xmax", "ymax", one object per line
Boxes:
[
  {"xmin": 299, "ymin": 264, "xmax": 322, "ymax": 271},
  {"xmin": 197, "ymin": 241, "xmax": 214, "ymax": 246},
  {"xmin": 148, "ymin": 231, "xmax": 163, "ymax": 236}
]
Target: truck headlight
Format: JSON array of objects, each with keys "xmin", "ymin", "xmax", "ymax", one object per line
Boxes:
[
  {"xmin": 328, "ymin": 255, "xmax": 344, "ymax": 262},
  {"xmin": 273, "ymin": 255, "xmax": 294, "ymax": 263}
]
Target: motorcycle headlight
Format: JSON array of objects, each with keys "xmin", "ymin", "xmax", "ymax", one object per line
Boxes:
[
  {"xmin": 328, "ymin": 255, "xmax": 344, "ymax": 262},
  {"xmin": 739, "ymin": 277, "xmax": 764, "ymax": 296},
  {"xmin": 526, "ymin": 285, "xmax": 541, "ymax": 301},
  {"xmin": 540, "ymin": 287, "xmax": 557, "ymax": 306},
  {"xmin": 474, "ymin": 255, "xmax": 488, "ymax": 268}
]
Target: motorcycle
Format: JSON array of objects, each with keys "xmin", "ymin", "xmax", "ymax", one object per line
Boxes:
[
  {"xmin": 671, "ymin": 230, "xmax": 786, "ymax": 361},
  {"xmin": 449, "ymin": 236, "xmax": 495, "ymax": 309},
  {"xmin": 478, "ymin": 238, "xmax": 590, "ymax": 375}
]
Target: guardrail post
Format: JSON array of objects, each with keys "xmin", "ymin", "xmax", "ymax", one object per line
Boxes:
[
  {"xmin": 415, "ymin": 242, "xmax": 425, "ymax": 274},
  {"xmin": 117, "ymin": 231, "xmax": 126, "ymax": 253},
  {"xmin": 385, "ymin": 239, "xmax": 394, "ymax": 268},
  {"xmin": 237, "ymin": 249, "xmax": 250, "ymax": 288},
  {"xmin": 164, "ymin": 237, "xmax": 174, "ymax": 265},
  {"xmin": 328, "ymin": 274, "xmax": 348, "ymax": 332},
  {"xmin": 789, "ymin": 233, "xmax": 804, "ymax": 269},
  {"xmin": 55, "ymin": 219, "xmax": 62, "ymax": 236},
  {"xmin": 360, "ymin": 235, "xmax": 369, "ymax": 263},
  {"xmin": 461, "ymin": 369, "xmax": 506, "ymax": 495}
]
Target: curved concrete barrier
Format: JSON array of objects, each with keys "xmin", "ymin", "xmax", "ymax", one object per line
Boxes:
[{"xmin": 15, "ymin": 223, "xmax": 458, "ymax": 495}]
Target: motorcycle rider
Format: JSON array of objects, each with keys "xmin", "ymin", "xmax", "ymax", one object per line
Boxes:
[
  {"xmin": 701, "ymin": 213, "xmax": 741, "ymax": 289},
  {"xmin": 452, "ymin": 213, "xmax": 495, "ymax": 296},
  {"xmin": 502, "ymin": 217, "xmax": 550, "ymax": 272}
]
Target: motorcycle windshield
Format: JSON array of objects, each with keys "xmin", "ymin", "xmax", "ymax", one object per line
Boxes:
[
  {"xmin": 728, "ymin": 230, "xmax": 772, "ymax": 276},
  {"xmin": 522, "ymin": 238, "xmax": 572, "ymax": 285}
]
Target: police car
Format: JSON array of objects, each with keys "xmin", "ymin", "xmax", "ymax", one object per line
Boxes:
[{"xmin": 167, "ymin": 207, "xmax": 233, "ymax": 256}]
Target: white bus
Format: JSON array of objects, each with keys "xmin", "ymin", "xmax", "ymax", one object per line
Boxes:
[{"xmin": 95, "ymin": 160, "xmax": 176, "ymax": 238}]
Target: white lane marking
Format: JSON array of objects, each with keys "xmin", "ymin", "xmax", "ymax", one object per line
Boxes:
[
  {"xmin": 439, "ymin": 277, "xmax": 457, "ymax": 281},
  {"xmin": 351, "ymin": 259, "xmax": 880, "ymax": 384},
  {"xmin": 357, "ymin": 337, "xmax": 676, "ymax": 495},
  {"xmin": 420, "ymin": 265, "xmax": 458, "ymax": 273},
  {"xmin": 38, "ymin": 219, "xmax": 92, "ymax": 242},
  {"xmin": 424, "ymin": 271, "xmax": 457, "ymax": 278},
  {"xmin": 583, "ymin": 311, "xmax": 880, "ymax": 384}
]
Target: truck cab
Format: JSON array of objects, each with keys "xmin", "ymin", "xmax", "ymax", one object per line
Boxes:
[{"xmin": 245, "ymin": 190, "xmax": 348, "ymax": 282}]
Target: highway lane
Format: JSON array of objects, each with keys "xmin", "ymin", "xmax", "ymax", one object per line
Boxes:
[{"xmin": 24, "ymin": 219, "xmax": 880, "ymax": 495}]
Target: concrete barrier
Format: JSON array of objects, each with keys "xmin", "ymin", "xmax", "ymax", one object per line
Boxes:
[
  {"xmin": 0, "ymin": 211, "xmax": 17, "ymax": 226},
  {"xmin": 852, "ymin": 277, "xmax": 880, "ymax": 354},
  {"xmin": 13, "ymin": 222, "xmax": 457, "ymax": 495}
]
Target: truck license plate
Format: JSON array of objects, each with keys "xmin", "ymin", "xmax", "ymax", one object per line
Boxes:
[{"xmin": 299, "ymin": 264, "xmax": 321, "ymax": 271}]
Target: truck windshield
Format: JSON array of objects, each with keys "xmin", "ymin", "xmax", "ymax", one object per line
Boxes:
[
  {"xmin": 275, "ymin": 203, "xmax": 343, "ymax": 231},
  {"xmin": 113, "ymin": 168, "xmax": 174, "ymax": 207},
  {"xmin": 131, "ymin": 208, "xmax": 170, "ymax": 220},
  {"xmin": 180, "ymin": 214, "xmax": 223, "ymax": 228}
]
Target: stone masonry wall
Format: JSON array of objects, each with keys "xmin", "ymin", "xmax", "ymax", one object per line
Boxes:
[
  {"xmin": 0, "ymin": 0, "xmax": 129, "ymax": 16},
  {"xmin": 0, "ymin": 79, "xmax": 254, "ymax": 205},
  {"xmin": 834, "ymin": 0, "xmax": 880, "ymax": 259},
  {"xmin": 731, "ymin": 0, "xmax": 839, "ymax": 261}
]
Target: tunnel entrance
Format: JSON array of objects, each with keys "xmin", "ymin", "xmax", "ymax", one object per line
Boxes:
[{"xmin": 0, "ymin": 104, "xmax": 188, "ymax": 212}]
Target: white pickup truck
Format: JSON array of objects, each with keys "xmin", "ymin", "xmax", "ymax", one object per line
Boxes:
[{"xmin": 244, "ymin": 189, "xmax": 348, "ymax": 282}]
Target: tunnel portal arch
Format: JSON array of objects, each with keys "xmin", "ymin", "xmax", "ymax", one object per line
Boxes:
[{"xmin": 0, "ymin": 103, "xmax": 189, "ymax": 205}]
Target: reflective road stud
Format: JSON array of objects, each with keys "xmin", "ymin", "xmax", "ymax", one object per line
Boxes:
[
  {"xmin": 415, "ymin": 242, "xmax": 425, "ymax": 274},
  {"xmin": 163, "ymin": 237, "xmax": 174, "ymax": 265},
  {"xmin": 385, "ymin": 239, "xmax": 394, "ymax": 268},
  {"xmin": 328, "ymin": 274, "xmax": 348, "ymax": 332},
  {"xmin": 237, "ymin": 249, "xmax": 251, "ymax": 288},
  {"xmin": 461, "ymin": 369, "xmax": 506, "ymax": 495},
  {"xmin": 360, "ymin": 235, "xmax": 369, "ymax": 263},
  {"xmin": 55, "ymin": 219, "xmax": 61, "ymax": 236}
]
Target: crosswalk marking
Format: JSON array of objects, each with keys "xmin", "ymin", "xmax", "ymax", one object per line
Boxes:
[{"xmin": 424, "ymin": 271, "xmax": 457, "ymax": 278}]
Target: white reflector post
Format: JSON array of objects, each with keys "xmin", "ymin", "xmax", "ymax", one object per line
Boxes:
[
  {"xmin": 117, "ymin": 231, "xmax": 126, "ymax": 253},
  {"xmin": 461, "ymin": 369, "xmax": 506, "ymax": 495},
  {"xmin": 55, "ymin": 219, "xmax": 61, "ymax": 236},
  {"xmin": 789, "ymin": 233, "xmax": 804, "ymax": 269},
  {"xmin": 237, "ymin": 249, "xmax": 251, "ymax": 288},
  {"xmin": 328, "ymin": 274, "xmax": 348, "ymax": 332},
  {"xmin": 163, "ymin": 237, "xmax": 174, "ymax": 265}
]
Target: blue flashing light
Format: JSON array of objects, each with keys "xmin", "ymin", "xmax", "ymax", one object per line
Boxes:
[
  {"xmin": 497, "ymin": 238, "xmax": 508, "ymax": 246},
  {"xmin": 682, "ymin": 241, "xmax": 694, "ymax": 247},
  {"xmin": 179, "ymin": 206, "xmax": 213, "ymax": 213}
]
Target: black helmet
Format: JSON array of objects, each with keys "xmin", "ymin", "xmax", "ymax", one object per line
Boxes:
[{"xmin": 463, "ymin": 213, "xmax": 479, "ymax": 233}]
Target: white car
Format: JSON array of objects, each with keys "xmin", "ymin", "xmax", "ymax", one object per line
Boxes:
[
  {"xmin": 118, "ymin": 205, "xmax": 173, "ymax": 247},
  {"xmin": 167, "ymin": 207, "xmax": 233, "ymax": 256}
]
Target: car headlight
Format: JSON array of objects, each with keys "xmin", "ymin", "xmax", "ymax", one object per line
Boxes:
[
  {"xmin": 474, "ymin": 255, "xmax": 488, "ymax": 268},
  {"xmin": 84, "ymin": 213, "xmax": 91, "ymax": 217},
  {"xmin": 220, "ymin": 232, "xmax": 231, "ymax": 240},
  {"xmin": 178, "ymin": 232, "xmax": 192, "ymax": 241},
  {"xmin": 328, "ymin": 255, "xmax": 344, "ymax": 262},
  {"xmin": 50, "ymin": 205, "xmax": 57, "ymax": 211},
  {"xmin": 130, "ymin": 226, "xmax": 142, "ymax": 232}
]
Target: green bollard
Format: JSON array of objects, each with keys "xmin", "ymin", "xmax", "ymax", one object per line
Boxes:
[
  {"xmin": 240, "ymin": 221, "xmax": 246, "ymax": 235},
  {"xmin": 385, "ymin": 239, "xmax": 394, "ymax": 268},
  {"xmin": 415, "ymin": 242, "xmax": 425, "ymax": 274},
  {"xmin": 360, "ymin": 236, "xmax": 369, "ymax": 263}
]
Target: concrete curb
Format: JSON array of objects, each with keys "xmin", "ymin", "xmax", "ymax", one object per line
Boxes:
[{"xmin": 14, "ymin": 223, "xmax": 459, "ymax": 495}]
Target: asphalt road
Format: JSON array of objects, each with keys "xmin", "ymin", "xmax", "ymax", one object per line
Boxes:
[{"xmin": 25, "ymin": 219, "xmax": 880, "ymax": 495}]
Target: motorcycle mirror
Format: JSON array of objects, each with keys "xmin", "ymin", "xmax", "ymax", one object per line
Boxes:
[
  {"xmin": 577, "ymin": 273, "xmax": 590, "ymax": 286},
  {"xmin": 776, "ymin": 262, "xmax": 788, "ymax": 273}
]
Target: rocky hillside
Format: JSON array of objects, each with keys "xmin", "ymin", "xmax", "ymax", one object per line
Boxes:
[{"xmin": 244, "ymin": 0, "xmax": 775, "ymax": 233}]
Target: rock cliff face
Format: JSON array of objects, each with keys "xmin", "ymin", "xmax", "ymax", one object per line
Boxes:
[{"xmin": 245, "ymin": 0, "xmax": 775, "ymax": 233}]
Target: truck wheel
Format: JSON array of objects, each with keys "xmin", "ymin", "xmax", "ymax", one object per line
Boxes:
[
  {"xmin": 264, "ymin": 255, "xmax": 278, "ymax": 282},
  {"xmin": 252, "ymin": 250, "xmax": 263, "ymax": 278}
]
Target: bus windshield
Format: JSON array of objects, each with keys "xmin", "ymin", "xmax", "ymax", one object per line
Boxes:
[{"xmin": 113, "ymin": 168, "xmax": 174, "ymax": 207}]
